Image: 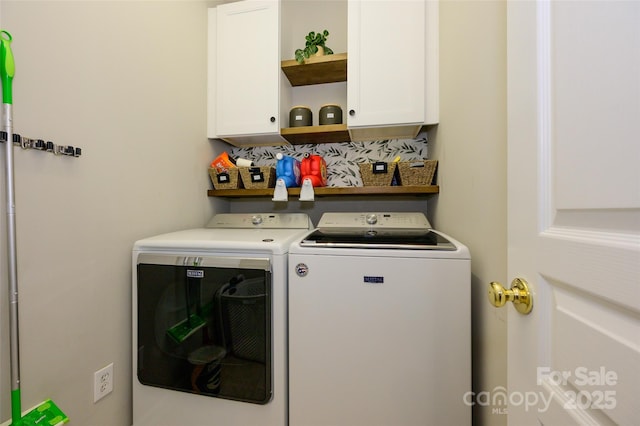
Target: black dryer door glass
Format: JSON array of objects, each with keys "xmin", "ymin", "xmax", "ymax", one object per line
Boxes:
[{"xmin": 136, "ymin": 255, "xmax": 272, "ymax": 404}]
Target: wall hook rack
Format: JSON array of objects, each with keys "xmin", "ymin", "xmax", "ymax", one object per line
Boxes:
[{"xmin": 0, "ymin": 131, "xmax": 82, "ymax": 157}]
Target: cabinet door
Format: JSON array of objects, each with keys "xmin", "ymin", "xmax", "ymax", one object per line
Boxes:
[
  {"xmin": 215, "ymin": 0, "xmax": 280, "ymax": 137},
  {"xmin": 347, "ymin": 0, "xmax": 426, "ymax": 129}
]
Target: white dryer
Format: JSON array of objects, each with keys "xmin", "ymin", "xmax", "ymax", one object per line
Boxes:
[
  {"xmin": 288, "ymin": 212, "xmax": 471, "ymax": 426},
  {"xmin": 132, "ymin": 213, "xmax": 312, "ymax": 426}
]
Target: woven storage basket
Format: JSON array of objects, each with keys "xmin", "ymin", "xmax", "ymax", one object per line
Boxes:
[
  {"xmin": 209, "ymin": 168, "xmax": 242, "ymax": 190},
  {"xmin": 238, "ymin": 166, "xmax": 276, "ymax": 189},
  {"xmin": 358, "ymin": 162, "xmax": 397, "ymax": 186},
  {"xmin": 397, "ymin": 160, "xmax": 438, "ymax": 186}
]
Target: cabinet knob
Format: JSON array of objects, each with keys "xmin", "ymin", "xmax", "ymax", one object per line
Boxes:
[
  {"xmin": 270, "ymin": 116, "xmax": 276, "ymax": 123},
  {"xmin": 349, "ymin": 109, "xmax": 355, "ymax": 116}
]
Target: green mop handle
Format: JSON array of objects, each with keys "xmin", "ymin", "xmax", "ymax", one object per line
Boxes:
[
  {"xmin": 1, "ymin": 29, "xmax": 21, "ymax": 425},
  {"xmin": 1, "ymin": 30, "xmax": 15, "ymax": 104}
]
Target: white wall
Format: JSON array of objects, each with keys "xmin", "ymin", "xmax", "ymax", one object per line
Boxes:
[
  {"xmin": 431, "ymin": 1, "xmax": 508, "ymax": 425},
  {"xmin": 0, "ymin": 1, "xmax": 219, "ymax": 424}
]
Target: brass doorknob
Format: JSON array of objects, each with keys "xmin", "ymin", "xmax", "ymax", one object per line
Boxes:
[{"xmin": 488, "ymin": 278, "xmax": 533, "ymax": 315}]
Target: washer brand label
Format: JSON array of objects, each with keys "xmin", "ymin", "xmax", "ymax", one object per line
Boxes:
[
  {"xmin": 187, "ymin": 269, "xmax": 204, "ymax": 279},
  {"xmin": 364, "ymin": 276, "xmax": 384, "ymax": 284},
  {"xmin": 295, "ymin": 263, "xmax": 309, "ymax": 277}
]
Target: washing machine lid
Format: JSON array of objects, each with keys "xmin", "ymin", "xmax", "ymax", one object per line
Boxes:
[
  {"xmin": 300, "ymin": 212, "xmax": 457, "ymax": 250},
  {"xmin": 300, "ymin": 228, "xmax": 456, "ymax": 250}
]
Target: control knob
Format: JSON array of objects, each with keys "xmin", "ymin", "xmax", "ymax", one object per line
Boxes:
[{"xmin": 365, "ymin": 214, "xmax": 378, "ymax": 225}]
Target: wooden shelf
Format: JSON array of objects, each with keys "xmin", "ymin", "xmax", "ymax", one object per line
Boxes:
[
  {"xmin": 279, "ymin": 53, "xmax": 349, "ymax": 143},
  {"xmin": 208, "ymin": 185, "xmax": 439, "ymax": 198},
  {"xmin": 281, "ymin": 53, "xmax": 347, "ymax": 86},
  {"xmin": 280, "ymin": 124, "xmax": 350, "ymax": 144}
]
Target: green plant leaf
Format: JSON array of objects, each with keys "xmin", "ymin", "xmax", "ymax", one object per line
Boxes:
[{"xmin": 296, "ymin": 29, "xmax": 332, "ymax": 62}]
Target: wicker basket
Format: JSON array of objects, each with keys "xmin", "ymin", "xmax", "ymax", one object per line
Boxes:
[
  {"xmin": 209, "ymin": 167, "xmax": 242, "ymax": 190},
  {"xmin": 359, "ymin": 162, "xmax": 397, "ymax": 186},
  {"xmin": 238, "ymin": 166, "xmax": 276, "ymax": 189},
  {"xmin": 397, "ymin": 160, "xmax": 438, "ymax": 186}
]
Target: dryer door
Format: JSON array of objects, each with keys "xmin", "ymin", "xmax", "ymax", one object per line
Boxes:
[{"xmin": 135, "ymin": 254, "xmax": 272, "ymax": 404}]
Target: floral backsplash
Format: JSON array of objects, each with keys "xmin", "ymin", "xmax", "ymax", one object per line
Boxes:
[{"xmin": 230, "ymin": 138, "xmax": 428, "ymax": 187}]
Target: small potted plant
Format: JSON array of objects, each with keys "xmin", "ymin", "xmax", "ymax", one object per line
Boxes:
[{"xmin": 295, "ymin": 30, "xmax": 334, "ymax": 64}]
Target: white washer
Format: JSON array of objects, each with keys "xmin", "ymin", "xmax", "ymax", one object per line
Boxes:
[
  {"xmin": 132, "ymin": 213, "xmax": 312, "ymax": 426},
  {"xmin": 288, "ymin": 212, "xmax": 471, "ymax": 426}
]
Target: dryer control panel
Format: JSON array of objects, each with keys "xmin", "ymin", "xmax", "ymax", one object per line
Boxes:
[{"xmin": 206, "ymin": 213, "xmax": 312, "ymax": 229}]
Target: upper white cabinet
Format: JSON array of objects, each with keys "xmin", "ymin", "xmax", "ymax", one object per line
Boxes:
[
  {"xmin": 209, "ymin": 0, "xmax": 287, "ymax": 146},
  {"xmin": 347, "ymin": 0, "xmax": 438, "ymax": 141},
  {"xmin": 208, "ymin": 0, "xmax": 438, "ymax": 146}
]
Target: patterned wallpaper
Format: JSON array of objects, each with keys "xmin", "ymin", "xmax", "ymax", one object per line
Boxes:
[{"xmin": 230, "ymin": 137, "xmax": 428, "ymax": 187}]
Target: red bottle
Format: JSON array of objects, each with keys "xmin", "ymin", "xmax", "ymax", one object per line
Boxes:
[{"xmin": 300, "ymin": 153, "xmax": 327, "ymax": 187}]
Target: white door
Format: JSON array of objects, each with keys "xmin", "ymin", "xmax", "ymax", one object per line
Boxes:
[
  {"xmin": 502, "ymin": 1, "xmax": 640, "ymax": 425},
  {"xmin": 215, "ymin": 0, "xmax": 280, "ymax": 137}
]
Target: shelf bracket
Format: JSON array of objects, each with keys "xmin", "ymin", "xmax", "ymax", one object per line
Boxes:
[
  {"xmin": 272, "ymin": 178, "xmax": 288, "ymax": 202},
  {"xmin": 299, "ymin": 178, "xmax": 315, "ymax": 202}
]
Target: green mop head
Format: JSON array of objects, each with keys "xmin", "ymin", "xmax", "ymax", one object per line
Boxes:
[{"xmin": 16, "ymin": 400, "xmax": 69, "ymax": 426}]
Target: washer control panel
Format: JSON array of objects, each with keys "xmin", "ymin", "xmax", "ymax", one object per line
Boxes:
[{"xmin": 317, "ymin": 212, "xmax": 431, "ymax": 229}]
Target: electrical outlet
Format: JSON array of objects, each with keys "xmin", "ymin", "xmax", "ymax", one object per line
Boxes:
[{"xmin": 93, "ymin": 363, "xmax": 114, "ymax": 403}]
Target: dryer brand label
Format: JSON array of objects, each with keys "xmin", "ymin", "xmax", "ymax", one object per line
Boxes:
[
  {"xmin": 187, "ymin": 269, "xmax": 204, "ymax": 279},
  {"xmin": 295, "ymin": 263, "xmax": 309, "ymax": 277},
  {"xmin": 364, "ymin": 276, "xmax": 384, "ymax": 284}
]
